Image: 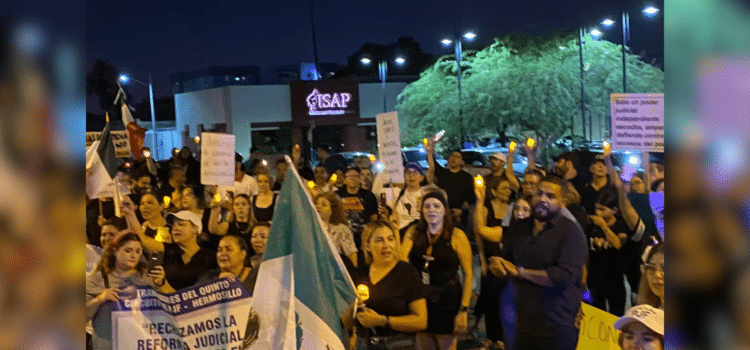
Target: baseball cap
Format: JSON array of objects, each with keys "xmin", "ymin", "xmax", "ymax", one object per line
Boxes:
[
  {"xmin": 404, "ymin": 163, "xmax": 423, "ymax": 174},
  {"xmin": 167, "ymin": 210, "xmax": 203, "ymax": 233},
  {"xmin": 489, "ymin": 152, "xmax": 507, "ymax": 163},
  {"xmin": 592, "ymin": 154, "xmax": 606, "ymax": 165},
  {"xmin": 613, "ymin": 305, "xmax": 664, "ymax": 336}
]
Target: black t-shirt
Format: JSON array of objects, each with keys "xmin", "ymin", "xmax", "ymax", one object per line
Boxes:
[
  {"xmin": 586, "ymin": 218, "xmax": 633, "ymax": 278},
  {"xmin": 162, "ymin": 243, "xmax": 218, "ymax": 291},
  {"xmin": 225, "ymin": 222, "xmax": 257, "ymax": 256},
  {"xmin": 580, "ymin": 181, "xmax": 616, "ymax": 215},
  {"xmin": 433, "ymin": 164, "xmax": 476, "ymax": 210},
  {"xmin": 336, "ymin": 188, "xmax": 378, "ymax": 248},
  {"xmin": 322, "ymin": 154, "xmax": 348, "ymax": 175},
  {"xmin": 354, "ymin": 261, "xmax": 424, "ymax": 337}
]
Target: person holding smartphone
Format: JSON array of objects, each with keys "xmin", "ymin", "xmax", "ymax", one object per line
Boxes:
[
  {"xmin": 121, "ymin": 204, "xmax": 217, "ymax": 291},
  {"xmin": 86, "ymin": 232, "xmax": 172, "ymax": 349}
]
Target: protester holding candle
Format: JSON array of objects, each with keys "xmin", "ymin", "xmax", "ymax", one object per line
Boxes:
[{"xmin": 342, "ymin": 220, "xmax": 427, "ymax": 350}]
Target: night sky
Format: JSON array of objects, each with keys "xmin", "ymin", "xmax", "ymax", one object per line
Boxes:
[{"xmin": 87, "ymin": 0, "xmax": 663, "ymax": 113}]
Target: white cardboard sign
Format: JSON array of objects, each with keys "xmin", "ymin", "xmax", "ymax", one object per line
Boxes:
[
  {"xmin": 200, "ymin": 132, "xmax": 235, "ymax": 186},
  {"xmin": 376, "ymin": 112, "xmax": 404, "ymax": 183}
]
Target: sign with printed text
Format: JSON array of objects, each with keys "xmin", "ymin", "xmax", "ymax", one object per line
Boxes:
[
  {"xmin": 576, "ymin": 303, "xmax": 621, "ymax": 350},
  {"xmin": 376, "ymin": 112, "xmax": 404, "ymax": 183},
  {"xmin": 200, "ymin": 132, "xmax": 235, "ymax": 186},
  {"xmin": 86, "ymin": 131, "xmax": 131, "ymax": 158},
  {"xmin": 610, "ymin": 93, "xmax": 664, "ymax": 152},
  {"xmin": 109, "ymin": 279, "xmax": 254, "ymax": 350}
]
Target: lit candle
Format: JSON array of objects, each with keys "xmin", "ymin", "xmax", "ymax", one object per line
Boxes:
[{"xmin": 357, "ymin": 284, "xmax": 370, "ymax": 302}]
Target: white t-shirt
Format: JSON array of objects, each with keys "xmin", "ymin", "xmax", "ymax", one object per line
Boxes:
[
  {"xmin": 217, "ymin": 174, "xmax": 259, "ymax": 199},
  {"xmin": 395, "ymin": 187, "xmax": 426, "ymax": 229}
]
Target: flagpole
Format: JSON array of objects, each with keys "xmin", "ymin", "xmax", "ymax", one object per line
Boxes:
[{"xmin": 114, "ymin": 175, "xmax": 122, "ymax": 218}]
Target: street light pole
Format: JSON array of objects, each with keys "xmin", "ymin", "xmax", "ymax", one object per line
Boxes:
[
  {"xmin": 621, "ymin": 8, "xmax": 629, "ymax": 93},
  {"xmin": 578, "ymin": 24, "xmax": 587, "ymax": 142},
  {"xmin": 120, "ymin": 74, "xmax": 158, "ymax": 160},
  {"xmin": 379, "ymin": 60, "xmax": 387, "ymax": 113},
  {"xmin": 148, "ymin": 74, "xmax": 158, "ymax": 160},
  {"xmin": 455, "ymin": 39, "xmax": 463, "ymax": 147}
]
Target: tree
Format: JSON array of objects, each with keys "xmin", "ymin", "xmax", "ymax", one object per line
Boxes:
[
  {"xmin": 396, "ymin": 32, "xmax": 664, "ymax": 162},
  {"xmin": 86, "ymin": 60, "xmax": 122, "ymax": 114},
  {"xmin": 333, "ymin": 36, "xmax": 435, "ymax": 79}
]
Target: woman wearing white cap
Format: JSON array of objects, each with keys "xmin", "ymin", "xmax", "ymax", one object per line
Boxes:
[
  {"xmin": 121, "ymin": 205, "xmax": 217, "ymax": 291},
  {"xmin": 613, "ymin": 304, "xmax": 664, "ymax": 350}
]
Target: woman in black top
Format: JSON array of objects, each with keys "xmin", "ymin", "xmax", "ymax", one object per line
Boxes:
[
  {"xmin": 401, "ymin": 190, "xmax": 473, "ymax": 350},
  {"xmin": 587, "ymin": 189, "xmax": 632, "ymax": 316},
  {"xmin": 473, "ymin": 176, "xmax": 512, "ymax": 349},
  {"xmin": 123, "ymin": 191, "xmax": 170, "ymax": 242},
  {"xmin": 252, "ymin": 174, "xmax": 277, "ymax": 222},
  {"xmin": 342, "ymin": 220, "xmax": 427, "ymax": 350},
  {"xmin": 208, "ymin": 194, "xmax": 257, "ymax": 254},
  {"xmin": 180, "ymin": 184, "xmax": 216, "ymax": 250},
  {"xmin": 121, "ymin": 205, "xmax": 217, "ymax": 291},
  {"xmin": 195, "ymin": 235, "xmax": 256, "ymax": 294}
]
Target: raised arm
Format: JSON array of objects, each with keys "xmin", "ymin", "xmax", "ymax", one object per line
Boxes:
[
  {"xmin": 399, "ymin": 225, "xmax": 416, "ymax": 262},
  {"xmin": 473, "ymin": 185, "xmax": 503, "ymax": 242},
  {"xmin": 120, "ymin": 196, "xmax": 163, "ymax": 252},
  {"xmin": 452, "ymin": 228, "xmax": 473, "ymax": 333},
  {"xmin": 208, "ymin": 202, "xmax": 230, "ymax": 236},
  {"xmin": 506, "ymin": 146, "xmax": 520, "ymax": 192},
  {"xmin": 605, "ymin": 153, "xmax": 641, "ymax": 231}
]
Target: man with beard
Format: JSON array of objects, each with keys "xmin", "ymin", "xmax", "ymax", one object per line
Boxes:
[
  {"xmin": 552, "ymin": 151, "xmax": 588, "ymax": 196},
  {"xmin": 489, "ymin": 176, "xmax": 588, "ymax": 350}
]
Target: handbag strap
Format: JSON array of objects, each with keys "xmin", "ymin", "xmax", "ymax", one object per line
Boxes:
[{"xmin": 101, "ymin": 270, "xmax": 110, "ymax": 288}]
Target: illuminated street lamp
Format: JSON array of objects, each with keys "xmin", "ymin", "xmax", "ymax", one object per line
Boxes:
[
  {"xmin": 361, "ymin": 56, "xmax": 406, "ymax": 112},
  {"xmin": 643, "ymin": 6, "xmax": 659, "ymax": 15},
  {"xmin": 441, "ymin": 31, "xmax": 476, "ymax": 145},
  {"xmin": 120, "ymin": 73, "xmax": 158, "ymax": 160}
]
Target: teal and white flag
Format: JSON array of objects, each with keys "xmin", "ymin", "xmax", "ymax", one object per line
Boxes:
[{"xmin": 246, "ymin": 156, "xmax": 356, "ymax": 350}]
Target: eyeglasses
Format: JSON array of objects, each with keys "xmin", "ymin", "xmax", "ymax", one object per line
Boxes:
[{"xmin": 643, "ymin": 262, "xmax": 664, "ymax": 274}]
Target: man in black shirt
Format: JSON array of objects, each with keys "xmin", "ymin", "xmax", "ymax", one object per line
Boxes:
[
  {"xmin": 272, "ymin": 158, "xmax": 288, "ymax": 191},
  {"xmin": 425, "ymin": 141, "xmax": 476, "ymax": 229},
  {"xmin": 336, "ymin": 167, "xmax": 378, "ymax": 249},
  {"xmin": 580, "ymin": 154, "xmax": 616, "ymax": 215},
  {"xmin": 552, "ymin": 151, "xmax": 589, "ymax": 196},
  {"xmin": 489, "ymin": 176, "xmax": 588, "ymax": 350},
  {"xmin": 316, "ymin": 144, "xmax": 347, "ymax": 177}
]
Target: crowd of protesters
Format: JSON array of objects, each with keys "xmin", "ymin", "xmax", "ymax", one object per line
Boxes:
[{"xmin": 85, "ymin": 137, "xmax": 664, "ymax": 350}]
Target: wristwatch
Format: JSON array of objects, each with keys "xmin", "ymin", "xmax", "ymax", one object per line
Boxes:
[{"xmin": 459, "ymin": 306, "xmax": 470, "ymax": 313}]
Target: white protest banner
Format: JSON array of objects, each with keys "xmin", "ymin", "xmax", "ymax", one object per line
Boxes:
[
  {"xmin": 86, "ymin": 131, "xmax": 131, "ymax": 158},
  {"xmin": 109, "ymin": 279, "xmax": 254, "ymax": 350},
  {"xmin": 610, "ymin": 93, "xmax": 664, "ymax": 152},
  {"xmin": 376, "ymin": 112, "xmax": 404, "ymax": 183},
  {"xmin": 200, "ymin": 132, "xmax": 235, "ymax": 186}
]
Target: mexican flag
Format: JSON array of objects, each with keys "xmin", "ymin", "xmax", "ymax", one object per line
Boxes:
[
  {"xmin": 86, "ymin": 115, "xmax": 118, "ymax": 199},
  {"xmin": 246, "ymin": 156, "xmax": 356, "ymax": 350}
]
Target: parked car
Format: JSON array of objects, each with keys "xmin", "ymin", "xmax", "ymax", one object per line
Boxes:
[
  {"xmin": 459, "ymin": 148, "xmax": 530, "ymax": 178},
  {"xmin": 401, "ymin": 147, "xmax": 448, "ymax": 169},
  {"xmin": 339, "ymin": 151, "xmax": 377, "ymax": 168}
]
